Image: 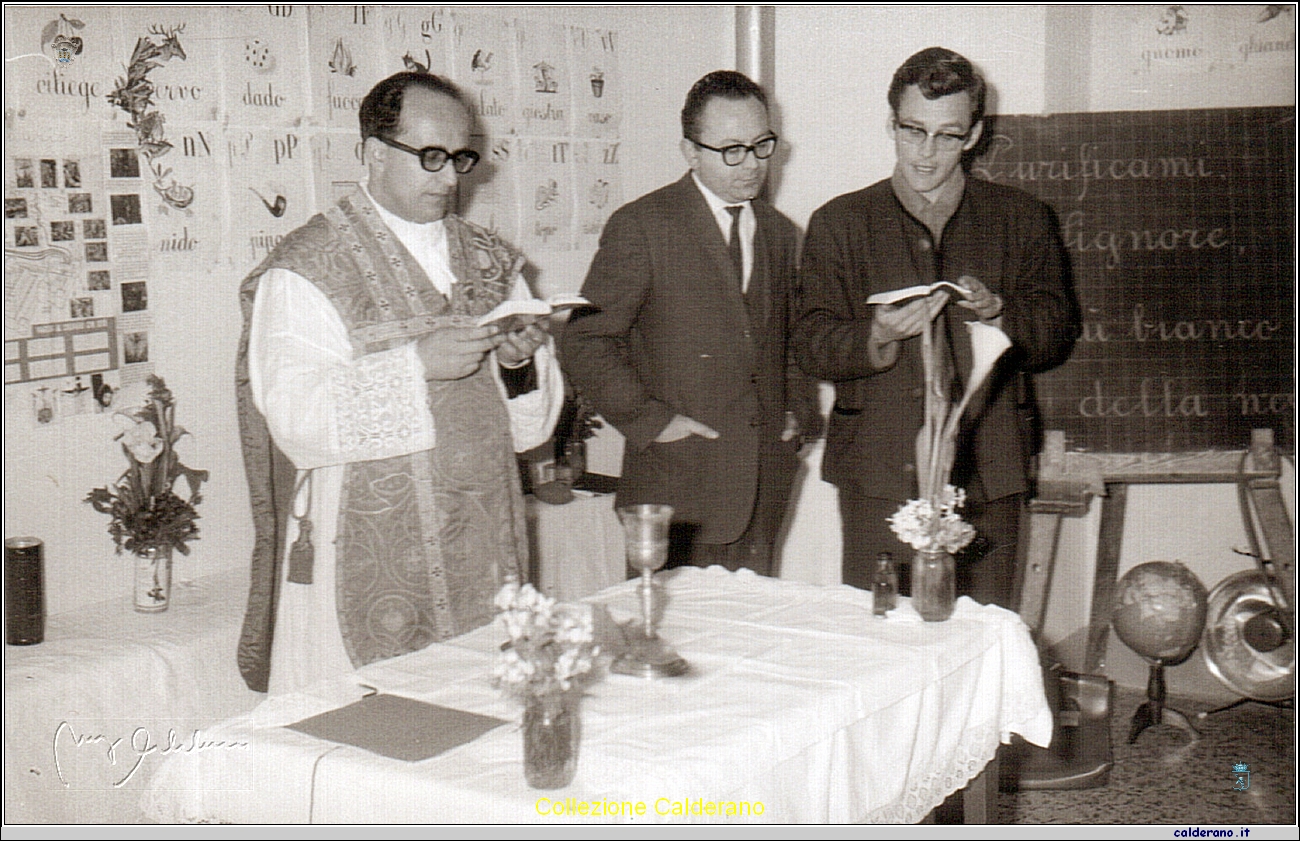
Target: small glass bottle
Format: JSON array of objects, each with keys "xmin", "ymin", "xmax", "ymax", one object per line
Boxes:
[{"xmin": 872, "ymin": 552, "xmax": 897, "ymax": 617}]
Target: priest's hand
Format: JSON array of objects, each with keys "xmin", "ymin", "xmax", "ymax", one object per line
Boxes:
[
  {"xmin": 495, "ymin": 322, "xmax": 548, "ymax": 368},
  {"xmin": 417, "ymin": 324, "xmax": 501, "ymax": 381}
]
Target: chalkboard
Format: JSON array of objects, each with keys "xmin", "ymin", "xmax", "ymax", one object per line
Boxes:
[{"xmin": 970, "ymin": 107, "xmax": 1294, "ymax": 453}]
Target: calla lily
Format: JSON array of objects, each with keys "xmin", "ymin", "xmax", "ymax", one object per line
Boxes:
[
  {"xmin": 964, "ymin": 321, "xmax": 1014, "ymax": 398},
  {"xmin": 903, "ymin": 311, "xmax": 1013, "ymax": 552},
  {"xmin": 915, "ymin": 317, "xmax": 953, "ymax": 501},
  {"xmin": 940, "ymin": 321, "xmax": 1012, "ymax": 443},
  {"xmin": 120, "ymin": 418, "xmax": 164, "ymax": 464},
  {"xmin": 86, "ymin": 376, "xmax": 207, "ymax": 556},
  {"xmin": 930, "ymin": 321, "xmax": 1012, "ymax": 495}
]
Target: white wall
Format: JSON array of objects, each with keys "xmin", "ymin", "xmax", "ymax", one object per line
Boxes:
[
  {"xmin": 771, "ymin": 5, "xmax": 1048, "ymax": 226},
  {"xmin": 2, "ymin": 4, "xmax": 730, "ymax": 615}
]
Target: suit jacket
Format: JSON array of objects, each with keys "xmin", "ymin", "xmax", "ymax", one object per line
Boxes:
[
  {"xmin": 561, "ymin": 173, "xmax": 819, "ymax": 544},
  {"xmin": 794, "ymin": 178, "xmax": 1079, "ymax": 503}
]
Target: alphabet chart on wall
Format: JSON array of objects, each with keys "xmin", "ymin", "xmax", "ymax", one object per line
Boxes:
[{"xmin": 3, "ymin": 5, "xmax": 624, "ymax": 425}]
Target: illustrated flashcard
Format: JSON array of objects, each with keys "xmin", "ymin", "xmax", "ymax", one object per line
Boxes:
[
  {"xmin": 114, "ymin": 6, "xmax": 221, "ymax": 123},
  {"xmin": 225, "ymin": 127, "xmax": 315, "ymax": 274},
  {"xmin": 570, "ymin": 27, "xmax": 620, "ymax": 140},
  {"xmin": 143, "ymin": 121, "xmax": 222, "ymax": 268},
  {"xmin": 451, "ymin": 13, "xmax": 518, "ymax": 139},
  {"xmin": 378, "ymin": 6, "xmax": 453, "ymax": 81},
  {"xmin": 307, "ymin": 3, "xmax": 386, "ymax": 129},
  {"xmin": 518, "ymin": 138, "xmax": 573, "ymax": 253},
  {"xmin": 575, "ymin": 140, "xmax": 622, "ymax": 252},
  {"xmin": 516, "ymin": 20, "xmax": 572, "ymax": 136},
  {"xmin": 4, "ymin": 6, "xmax": 121, "ymax": 127},
  {"xmin": 219, "ymin": 4, "xmax": 309, "ymax": 128},
  {"xmin": 460, "ymin": 135, "xmax": 519, "ymax": 243},
  {"xmin": 312, "ymin": 130, "xmax": 367, "ymax": 210}
]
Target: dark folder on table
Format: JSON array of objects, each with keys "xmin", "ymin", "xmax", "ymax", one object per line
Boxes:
[{"xmin": 287, "ymin": 694, "xmax": 508, "ymax": 762}]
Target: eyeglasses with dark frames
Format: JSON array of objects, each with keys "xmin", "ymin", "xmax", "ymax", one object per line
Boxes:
[
  {"xmin": 374, "ymin": 136, "xmax": 481, "ymax": 173},
  {"xmin": 892, "ymin": 120, "xmax": 972, "ymax": 151},
  {"xmin": 689, "ymin": 135, "xmax": 779, "ymax": 167}
]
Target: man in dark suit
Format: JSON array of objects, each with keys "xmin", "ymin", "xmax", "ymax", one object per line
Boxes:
[
  {"xmin": 794, "ymin": 48, "xmax": 1079, "ymax": 607},
  {"xmin": 561, "ymin": 70, "xmax": 819, "ymax": 575}
]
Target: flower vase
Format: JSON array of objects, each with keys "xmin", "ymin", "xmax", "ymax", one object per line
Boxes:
[
  {"xmin": 133, "ymin": 546, "xmax": 173, "ymax": 613},
  {"xmin": 911, "ymin": 547, "xmax": 955, "ymax": 622},
  {"xmin": 523, "ymin": 692, "xmax": 580, "ymax": 789}
]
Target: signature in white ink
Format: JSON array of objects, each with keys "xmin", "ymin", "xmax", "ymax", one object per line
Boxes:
[{"xmin": 52, "ymin": 721, "xmax": 248, "ymax": 788}]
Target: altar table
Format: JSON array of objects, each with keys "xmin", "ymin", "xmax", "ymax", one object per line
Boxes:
[{"xmin": 142, "ymin": 567, "xmax": 1051, "ymax": 824}]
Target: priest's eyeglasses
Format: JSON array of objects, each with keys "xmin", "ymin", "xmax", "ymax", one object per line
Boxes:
[
  {"xmin": 690, "ymin": 135, "xmax": 778, "ymax": 166},
  {"xmin": 376, "ymin": 136, "xmax": 481, "ymax": 174},
  {"xmin": 893, "ymin": 121, "xmax": 972, "ymax": 151}
]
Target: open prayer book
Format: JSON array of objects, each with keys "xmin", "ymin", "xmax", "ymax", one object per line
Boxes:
[
  {"xmin": 476, "ymin": 292, "xmax": 590, "ymax": 331},
  {"xmin": 866, "ymin": 280, "xmax": 973, "ymax": 307}
]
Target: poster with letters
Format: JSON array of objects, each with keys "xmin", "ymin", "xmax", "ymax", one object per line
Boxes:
[
  {"xmin": 570, "ymin": 26, "xmax": 620, "ymax": 140},
  {"xmin": 219, "ymin": 4, "xmax": 308, "ymax": 128}
]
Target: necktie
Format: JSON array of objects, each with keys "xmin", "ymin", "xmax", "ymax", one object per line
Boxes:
[{"xmin": 725, "ymin": 205, "xmax": 744, "ymax": 290}]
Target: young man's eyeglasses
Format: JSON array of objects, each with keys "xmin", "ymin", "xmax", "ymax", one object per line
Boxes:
[
  {"xmin": 690, "ymin": 135, "xmax": 778, "ymax": 167},
  {"xmin": 375, "ymin": 136, "xmax": 481, "ymax": 173},
  {"xmin": 894, "ymin": 121, "xmax": 977, "ymax": 151},
  {"xmin": 893, "ymin": 121, "xmax": 972, "ymax": 151}
]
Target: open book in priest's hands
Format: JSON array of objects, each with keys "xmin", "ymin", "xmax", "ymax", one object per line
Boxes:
[
  {"xmin": 475, "ymin": 292, "xmax": 590, "ymax": 332},
  {"xmin": 866, "ymin": 280, "xmax": 974, "ymax": 307}
]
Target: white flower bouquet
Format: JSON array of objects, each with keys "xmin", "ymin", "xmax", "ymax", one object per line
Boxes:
[
  {"xmin": 888, "ymin": 484, "xmax": 976, "ymax": 553},
  {"xmin": 493, "ymin": 581, "xmax": 600, "ymax": 699}
]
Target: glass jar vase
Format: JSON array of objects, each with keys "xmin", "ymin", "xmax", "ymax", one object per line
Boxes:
[
  {"xmin": 523, "ymin": 691, "xmax": 580, "ymax": 789},
  {"xmin": 911, "ymin": 547, "xmax": 955, "ymax": 622},
  {"xmin": 133, "ymin": 545, "xmax": 173, "ymax": 613}
]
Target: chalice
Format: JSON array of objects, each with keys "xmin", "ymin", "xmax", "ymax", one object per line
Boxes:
[{"xmin": 611, "ymin": 504, "xmax": 689, "ymax": 678}]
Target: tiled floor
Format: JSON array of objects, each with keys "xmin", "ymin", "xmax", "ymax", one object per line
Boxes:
[{"xmin": 999, "ymin": 685, "xmax": 1296, "ymax": 825}]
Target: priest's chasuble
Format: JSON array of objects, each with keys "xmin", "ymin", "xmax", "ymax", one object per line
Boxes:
[{"xmin": 236, "ymin": 189, "xmax": 561, "ymax": 694}]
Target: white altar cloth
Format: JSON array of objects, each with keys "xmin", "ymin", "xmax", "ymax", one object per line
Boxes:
[
  {"xmin": 4, "ymin": 566, "xmax": 261, "ymax": 823},
  {"xmin": 142, "ymin": 566, "xmax": 1051, "ymax": 824}
]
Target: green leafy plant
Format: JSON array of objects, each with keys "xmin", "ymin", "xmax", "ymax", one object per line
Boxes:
[{"xmin": 86, "ymin": 376, "xmax": 208, "ymax": 556}]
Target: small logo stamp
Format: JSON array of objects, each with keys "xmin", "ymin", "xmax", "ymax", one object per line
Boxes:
[
  {"xmin": 1233, "ymin": 762, "xmax": 1251, "ymax": 791},
  {"xmin": 51, "ymin": 35, "xmax": 79, "ymax": 64}
]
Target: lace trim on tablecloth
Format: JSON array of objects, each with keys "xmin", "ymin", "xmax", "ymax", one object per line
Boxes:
[{"xmin": 861, "ymin": 722, "xmax": 1002, "ymax": 824}]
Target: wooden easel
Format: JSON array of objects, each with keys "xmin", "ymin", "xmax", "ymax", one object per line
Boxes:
[{"xmin": 1019, "ymin": 428, "xmax": 1294, "ymax": 665}]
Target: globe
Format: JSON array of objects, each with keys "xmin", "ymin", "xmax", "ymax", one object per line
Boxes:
[{"xmin": 1113, "ymin": 561, "xmax": 1209, "ymax": 665}]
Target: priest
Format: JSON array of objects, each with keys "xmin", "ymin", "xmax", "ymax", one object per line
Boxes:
[{"xmin": 235, "ymin": 72, "xmax": 562, "ymax": 694}]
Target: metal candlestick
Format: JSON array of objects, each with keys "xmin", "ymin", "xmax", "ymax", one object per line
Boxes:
[{"xmin": 611, "ymin": 504, "xmax": 688, "ymax": 678}]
